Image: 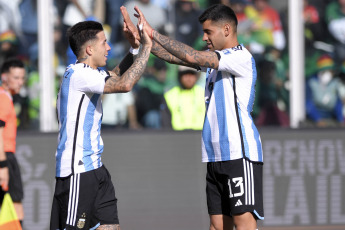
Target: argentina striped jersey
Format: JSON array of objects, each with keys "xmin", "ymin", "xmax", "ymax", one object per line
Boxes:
[
  {"xmin": 201, "ymin": 44, "xmax": 263, "ymax": 163},
  {"xmin": 55, "ymin": 63, "xmax": 109, "ymax": 177}
]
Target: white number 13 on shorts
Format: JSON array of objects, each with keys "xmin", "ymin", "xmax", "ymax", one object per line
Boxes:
[{"xmin": 228, "ymin": 177, "xmax": 244, "ymax": 198}]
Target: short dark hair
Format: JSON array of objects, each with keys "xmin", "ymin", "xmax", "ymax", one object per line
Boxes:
[
  {"xmin": 198, "ymin": 4, "xmax": 238, "ymax": 30},
  {"xmin": 1, "ymin": 58, "xmax": 25, "ymax": 74},
  {"xmin": 67, "ymin": 21, "xmax": 104, "ymax": 57}
]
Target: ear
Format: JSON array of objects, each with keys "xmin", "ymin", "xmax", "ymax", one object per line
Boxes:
[
  {"xmin": 1, "ymin": 74, "xmax": 7, "ymax": 82},
  {"xmin": 224, "ymin": 23, "xmax": 231, "ymax": 37},
  {"xmin": 86, "ymin": 45, "xmax": 93, "ymax": 56}
]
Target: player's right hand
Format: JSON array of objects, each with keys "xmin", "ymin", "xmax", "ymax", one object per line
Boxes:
[
  {"xmin": 0, "ymin": 167, "xmax": 9, "ymax": 191},
  {"xmin": 139, "ymin": 23, "xmax": 152, "ymax": 48},
  {"xmin": 134, "ymin": 6, "xmax": 153, "ymax": 39}
]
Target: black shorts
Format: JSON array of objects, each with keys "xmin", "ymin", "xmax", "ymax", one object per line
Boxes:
[
  {"xmin": 206, "ymin": 158, "xmax": 264, "ymax": 219},
  {"xmin": 0, "ymin": 152, "xmax": 24, "ymax": 203},
  {"xmin": 50, "ymin": 165, "xmax": 119, "ymax": 230}
]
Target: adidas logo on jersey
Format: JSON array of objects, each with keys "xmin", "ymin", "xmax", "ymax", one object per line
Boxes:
[{"xmin": 235, "ymin": 199, "xmax": 242, "ymax": 206}]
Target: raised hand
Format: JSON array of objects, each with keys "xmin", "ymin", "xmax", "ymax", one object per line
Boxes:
[
  {"xmin": 138, "ymin": 22, "xmax": 152, "ymax": 48},
  {"xmin": 120, "ymin": 6, "xmax": 140, "ymax": 41},
  {"xmin": 134, "ymin": 6, "xmax": 153, "ymax": 38},
  {"xmin": 123, "ymin": 20, "xmax": 140, "ymax": 49}
]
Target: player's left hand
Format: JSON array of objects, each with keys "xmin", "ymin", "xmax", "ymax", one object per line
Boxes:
[{"xmin": 121, "ymin": 6, "xmax": 140, "ymax": 47}]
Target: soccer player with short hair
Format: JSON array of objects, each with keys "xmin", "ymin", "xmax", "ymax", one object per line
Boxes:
[
  {"xmin": 123, "ymin": 4, "xmax": 264, "ymax": 230},
  {"xmin": 50, "ymin": 20, "xmax": 152, "ymax": 230}
]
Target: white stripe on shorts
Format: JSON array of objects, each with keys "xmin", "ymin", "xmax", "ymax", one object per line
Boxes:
[
  {"xmin": 243, "ymin": 159, "xmax": 254, "ymax": 205},
  {"xmin": 251, "ymin": 162, "xmax": 255, "ymax": 205},
  {"xmin": 243, "ymin": 159, "xmax": 248, "ymax": 205},
  {"xmin": 67, "ymin": 174, "xmax": 80, "ymax": 226}
]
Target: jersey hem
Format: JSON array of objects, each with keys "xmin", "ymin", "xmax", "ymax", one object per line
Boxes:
[{"xmin": 202, "ymin": 156, "xmax": 263, "ymax": 164}]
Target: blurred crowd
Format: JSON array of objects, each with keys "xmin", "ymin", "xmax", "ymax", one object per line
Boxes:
[{"xmin": 1, "ymin": 0, "xmax": 345, "ymax": 130}]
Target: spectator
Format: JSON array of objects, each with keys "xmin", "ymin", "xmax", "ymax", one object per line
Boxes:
[
  {"xmin": 325, "ymin": 0, "xmax": 345, "ymax": 64},
  {"xmin": 306, "ymin": 55, "xmax": 344, "ymax": 127},
  {"xmin": 175, "ymin": 0, "xmax": 203, "ymax": 48},
  {"xmin": 63, "ymin": 0, "xmax": 105, "ymax": 27},
  {"xmin": 338, "ymin": 61, "xmax": 345, "ymax": 120},
  {"xmin": 230, "ymin": 0, "xmax": 252, "ymax": 47},
  {"xmin": 255, "ymin": 48, "xmax": 289, "ymax": 127},
  {"xmin": 102, "ymin": 91, "xmax": 141, "ymax": 130},
  {"xmin": 0, "ymin": 31, "xmax": 18, "ymax": 68},
  {"xmin": 0, "ymin": 0, "xmax": 22, "ymax": 39},
  {"xmin": 303, "ymin": 0, "xmax": 322, "ymax": 42},
  {"xmin": 151, "ymin": 0, "xmax": 171, "ymax": 11},
  {"xmin": 105, "ymin": 0, "xmax": 125, "ymax": 45},
  {"xmin": 122, "ymin": 0, "xmax": 167, "ymax": 34},
  {"xmin": 19, "ymin": 0, "xmax": 38, "ymax": 63},
  {"xmin": 248, "ymin": 0, "xmax": 286, "ymax": 57},
  {"xmin": 161, "ymin": 66, "xmax": 205, "ymax": 130},
  {"xmin": 135, "ymin": 58, "xmax": 167, "ymax": 129}
]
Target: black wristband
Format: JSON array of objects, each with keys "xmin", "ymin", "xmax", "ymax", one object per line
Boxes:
[{"xmin": 0, "ymin": 160, "xmax": 8, "ymax": 168}]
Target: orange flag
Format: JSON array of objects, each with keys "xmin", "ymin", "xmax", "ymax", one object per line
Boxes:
[{"xmin": 0, "ymin": 193, "xmax": 22, "ymax": 230}]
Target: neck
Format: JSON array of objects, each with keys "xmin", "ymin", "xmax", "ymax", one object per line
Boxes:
[
  {"xmin": 225, "ymin": 35, "xmax": 239, "ymax": 49},
  {"xmin": 1, "ymin": 84, "xmax": 13, "ymax": 95},
  {"xmin": 78, "ymin": 55, "xmax": 96, "ymax": 69}
]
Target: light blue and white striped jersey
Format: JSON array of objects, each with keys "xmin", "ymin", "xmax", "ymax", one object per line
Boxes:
[
  {"xmin": 55, "ymin": 63, "xmax": 109, "ymax": 177},
  {"xmin": 201, "ymin": 44, "xmax": 263, "ymax": 163}
]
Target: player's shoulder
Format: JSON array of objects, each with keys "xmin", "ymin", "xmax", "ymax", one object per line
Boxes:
[
  {"xmin": 218, "ymin": 45, "xmax": 252, "ymax": 61},
  {"xmin": 0, "ymin": 88, "xmax": 12, "ymax": 103},
  {"xmin": 219, "ymin": 44, "xmax": 249, "ymax": 55}
]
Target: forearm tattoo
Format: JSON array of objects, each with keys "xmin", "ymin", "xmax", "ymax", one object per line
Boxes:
[
  {"xmin": 112, "ymin": 52, "xmax": 136, "ymax": 76},
  {"xmin": 104, "ymin": 45, "xmax": 151, "ymax": 93},
  {"xmin": 153, "ymin": 30, "xmax": 218, "ymax": 69},
  {"xmin": 151, "ymin": 40, "xmax": 190, "ymax": 66}
]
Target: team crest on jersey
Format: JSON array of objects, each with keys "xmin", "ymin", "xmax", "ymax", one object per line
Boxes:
[{"xmin": 77, "ymin": 213, "xmax": 86, "ymax": 229}]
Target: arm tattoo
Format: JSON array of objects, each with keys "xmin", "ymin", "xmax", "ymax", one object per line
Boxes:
[
  {"xmin": 151, "ymin": 41, "xmax": 191, "ymax": 66},
  {"xmin": 153, "ymin": 30, "xmax": 218, "ymax": 69},
  {"xmin": 104, "ymin": 45, "xmax": 150, "ymax": 93},
  {"xmin": 111, "ymin": 52, "xmax": 136, "ymax": 76}
]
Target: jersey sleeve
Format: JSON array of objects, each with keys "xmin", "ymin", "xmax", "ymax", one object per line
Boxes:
[
  {"xmin": 216, "ymin": 48, "xmax": 251, "ymax": 77},
  {"xmin": 73, "ymin": 68, "xmax": 109, "ymax": 94},
  {"xmin": 0, "ymin": 94, "xmax": 11, "ymax": 123}
]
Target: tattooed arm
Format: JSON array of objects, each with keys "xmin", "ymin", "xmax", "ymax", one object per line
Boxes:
[
  {"xmin": 151, "ymin": 40, "xmax": 198, "ymax": 69},
  {"xmin": 151, "ymin": 31, "xmax": 218, "ymax": 69},
  {"xmin": 103, "ymin": 23, "xmax": 152, "ymax": 94},
  {"xmin": 111, "ymin": 52, "xmax": 136, "ymax": 77},
  {"xmin": 104, "ymin": 44, "xmax": 151, "ymax": 93},
  {"xmin": 134, "ymin": 6, "xmax": 219, "ymax": 69}
]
